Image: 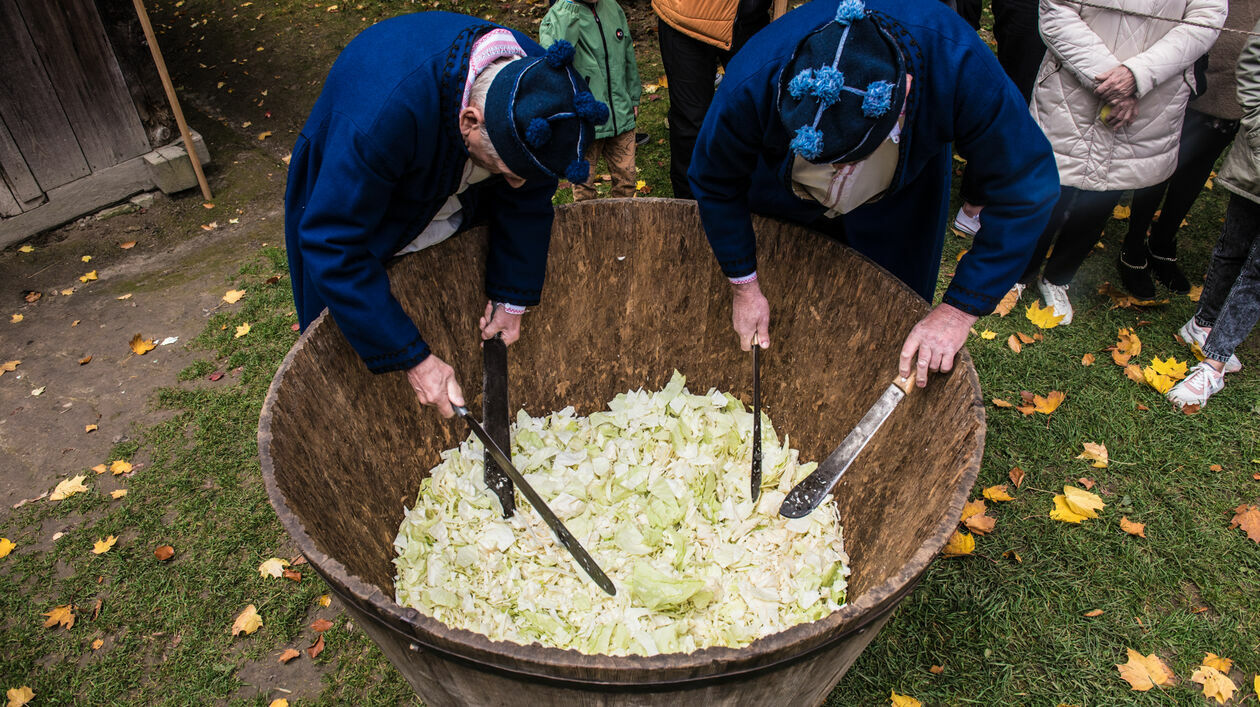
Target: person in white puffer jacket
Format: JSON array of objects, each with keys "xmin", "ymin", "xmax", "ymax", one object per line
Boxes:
[{"xmin": 1013, "ymin": 0, "xmax": 1226, "ymax": 324}]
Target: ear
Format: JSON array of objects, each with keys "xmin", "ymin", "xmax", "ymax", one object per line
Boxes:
[{"xmin": 459, "ymin": 106, "xmax": 483, "ymax": 139}]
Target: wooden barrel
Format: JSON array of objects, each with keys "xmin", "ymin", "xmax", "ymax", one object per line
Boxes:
[{"xmin": 258, "ymin": 199, "xmax": 984, "ymax": 705}]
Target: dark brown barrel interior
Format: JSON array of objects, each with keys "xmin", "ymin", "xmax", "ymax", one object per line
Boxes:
[{"xmin": 259, "ymin": 199, "xmax": 984, "ymax": 705}]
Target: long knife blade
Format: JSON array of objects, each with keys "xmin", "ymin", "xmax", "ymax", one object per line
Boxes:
[
  {"xmin": 482, "ymin": 335, "xmax": 515, "ymax": 517},
  {"xmin": 455, "ymin": 405, "xmax": 617, "ymax": 595},
  {"xmin": 751, "ymin": 344, "xmax": 762, "ymax": 502},
  {"xmin": 779, "ymin": 376, "xmax": 915, "ymax": 518}
]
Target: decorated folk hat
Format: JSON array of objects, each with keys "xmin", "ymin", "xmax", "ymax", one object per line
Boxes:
[
  {"xmin": 484, "ymin": 41, "xmax": 609, "ymax": 183},
  {"xmin": 779, "ymin": 0, "xmax": 906, "ymax": 164}
]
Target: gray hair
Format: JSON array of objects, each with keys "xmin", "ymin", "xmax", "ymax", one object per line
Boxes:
[{"xmin": 468, "ymin": 57, "xmax": 516, "ymax": 166}]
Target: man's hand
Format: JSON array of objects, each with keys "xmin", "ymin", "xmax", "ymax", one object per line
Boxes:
[
  {"xmin": 406, "ymin": 355, "xmax": 465, "ymax": 418},
  {"xmin": 1095, "ymin": 65, "xmax": 1137, "ymax": 102},
  {"xmin": 479, "ymin": 300, "xmax": 522, "ymax": 344},
  {"xmin": 732, "ymin": 280, "xmax": 770, "ymax": 350},
  {"xmin": 898, "ymin": 303, "xmax": 979, "ymax": 388},
  {"xmin": 1104, "ymin": 95, "xmax": 1138, "ymax": 130}
]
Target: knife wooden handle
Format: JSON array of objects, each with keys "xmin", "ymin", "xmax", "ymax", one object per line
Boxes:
[{"xmin": 893, "ymin": 375, "xmax": 915, "ymax": 395}]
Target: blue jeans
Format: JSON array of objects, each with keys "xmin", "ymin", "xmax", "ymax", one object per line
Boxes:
[{"xmin": 1196, "ymin": 194, "xmax": 1260, "ymax": 363}]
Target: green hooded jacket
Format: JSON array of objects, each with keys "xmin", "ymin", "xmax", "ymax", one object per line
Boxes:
[{"xmin": 540, "ymin": 0, "xmax": 641, "ymax": 140}]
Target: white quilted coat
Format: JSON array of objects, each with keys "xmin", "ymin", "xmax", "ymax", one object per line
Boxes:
[{"xmin": 1032, "ymin": 0, "xmax": 1226, "ymax": 191}]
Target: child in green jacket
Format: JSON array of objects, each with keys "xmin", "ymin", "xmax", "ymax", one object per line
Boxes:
[{"xmin": 541, "ymin": 0, "xmax": 641, "ymax": 199}]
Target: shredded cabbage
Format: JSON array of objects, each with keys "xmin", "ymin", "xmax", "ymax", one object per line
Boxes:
[{"xmin": 393, "ymin": 371, "xmax": 849, "ymax": 656}]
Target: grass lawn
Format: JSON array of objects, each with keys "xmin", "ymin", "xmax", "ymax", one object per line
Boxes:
[{"xmin": 2, "ymin": 1, "xmax": 1259, "ymax": 705}]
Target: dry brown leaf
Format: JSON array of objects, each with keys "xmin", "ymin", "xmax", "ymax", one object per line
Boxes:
[
  {"xmin": 1009, "ymin": 467, "xmax": 1025, "ymax": 488},
  {"xmin": 1119, "ymin": 516, "xmax": 1146, "ymax": 538},
  {"xmin": 1081, "ymin": 353, "xmax": 1095, "ymax": 366},
  {"xmin": 993, "ymin": 286, "xmax": 1019, "ymax": 317},
  {"xmin": 1188, "ymin": 284, "xmax": 1203, "ymax": 302},
  {"xmin": 929, "ymin": 665, "xmax": 944, "ymax": 674},
  {"xmin": 1016, "ymin": 403, "xmax": 1036, "ymax": 416},
  {"xmin": 1117, "ymin": 648, "xmax": 1175, "ymax": 691},
  {"xmin": 154, "ymin": 545, "xmax": 174, "ymax": 561},
  {"xmin": 278, "ymin": 648, "xmax": 301, "ymax": 663},
  {"xmin": 24, "ymin": 290, "xmax": 41, "ymax": 303},
  {"xmin": 1229, "ymin": 504, "xmax": 1260, "ymax": 543},
  {"xmin": 78, "ymin": 354, "xmax": 93, "ymax": 366},
  {"xmin": 307, "ymin": 634, "xmax": 325, "ymax": 658},
  {"xmin": 257, "ymin": 130, "xmax": 272, "ymax": 141},
  {"xmin": 129, "ymin": 334, "xmax": 155, "ymax": 356},
  {"xmin": 86, "ymin": 424, "xmax": 98, "ymax": 433},
  {"xmin": 1209, "ymin": 464, "xmax": 1223, "ymax": 472},
  {"xmin": 282, "ymin": 569, "xmax": 302, "ymax": 582},
  {"xmin": 1002, "ymin": 549, "xmax": 1022, "ymax": 563},
  {"xmin": 1017, "ymin": 331, "xmax": 1035, "ymax": 344},
  {"xmin": 1083, "ymin": 609, "xmax": 1104, "ymax": 617},
  {"xmin": 43, "ymin": 604, "xmax": 75, "ymax": 629},
  {"xmin": 992, "ymin": 398, "xmax": 1014, "ymax": 408},
  {"xmin": 1191, "ymin": 665, "xmax": 1235, "ymax": 704},
  {"xmin": 1007, "ymin": 334, "xmax": 1022, "ymax": 353},
  {"xmin": 1099, "ymin": 282, "xmax": 1169, "ymax": 310},
  {"xmin": 963, "ymin": 512, "xmax": 996, "ymax": 535},
  {"xmin": 1124, "ymin": 364, "xmax": 1145, "ymax": 384},
  {"xmin": 231, "ymin": 605, "xmax": 262, "ymax": 636},
  {"xmin": 1078, "ymin": 477, "xmax": 1096, "ymax": 489},
  {"xmin": 1077, "ymin": 443, "xmax": 1109, "ymax": 468},
  {"xmin": 92, "ymin": 638, "xmax": 104, "ymax": 650},
  {"xmin": 0, "ymin": 360, "xmax": 19, "ymax": 376},
  {"xmin": 120, "ymin": 240, "xmax": 136, "ymax": 249},
  {"xmin": 311, "ymin": 618, "xmax": 333, "ymax": 633}
]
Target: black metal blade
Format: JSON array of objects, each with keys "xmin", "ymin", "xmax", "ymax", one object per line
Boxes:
[
  {"xmin": 455, "ymin": 406, "xmax": 617, "ymax": 596},
  {"xmin": 751, "ymin": 345, "xmax": 762, "ymax": 502},
  {"xmin": 482, "ymin": 336, "xmax": 515, "ymax": 517}
]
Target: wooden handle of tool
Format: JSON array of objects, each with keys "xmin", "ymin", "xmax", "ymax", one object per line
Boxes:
[{"xmin": 893, "ymin": 375, "xmax": 915, "ymax": 395}]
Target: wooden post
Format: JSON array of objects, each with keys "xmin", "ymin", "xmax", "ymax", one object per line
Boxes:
[{"xmin": 131, "ymin": 0, "xmax": 212, "ymax": 201}]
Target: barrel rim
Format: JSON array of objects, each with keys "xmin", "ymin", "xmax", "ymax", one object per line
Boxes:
[{"xmin": 258, "ymin": 199, "xmax": 984, "ymax": 685}]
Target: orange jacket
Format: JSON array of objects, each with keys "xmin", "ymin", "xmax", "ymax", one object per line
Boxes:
[{"xmin": 653, "ymin": 0, "xmax": 739, "ymax": 49}]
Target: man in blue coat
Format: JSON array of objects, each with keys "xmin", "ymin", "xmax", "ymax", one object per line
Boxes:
[
  {"xmin": 689, "ymin": 0, "xmax": 1059, "ymax": 387},
  {"xmin": 285, "ymin": 13, "xmax": 607, "ymax": 416}
]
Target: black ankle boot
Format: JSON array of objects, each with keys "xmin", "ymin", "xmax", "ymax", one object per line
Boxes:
[
  {"xmin": 1118, "ymin": 253, "xmax": 1155, "ymax": 299},
  {"xmin": 1148, "ymin": 249, "xmax": 1190, "ymax": 294}
]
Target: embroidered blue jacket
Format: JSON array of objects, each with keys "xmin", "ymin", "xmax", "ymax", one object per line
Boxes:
[
  {"xmin": 689, "ymin": 0, "xmax": 1059, "ymax": 314},
  {"xmin": 284, "ymin": 13, "xmax": 556, "ymax": 373}
]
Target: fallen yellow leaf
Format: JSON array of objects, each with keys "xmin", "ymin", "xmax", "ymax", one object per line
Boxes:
[
  {"xmin": 1113, "ymin": 204, "xmax": 1131, "ymax": 220},
  {"xmin": 92, "ymin": 638, "xmax": 103, "ymax": 650},
  {"xmin": 129, "ymin": 334, "xmax": 155, "ymax": 355},
  {"xmin": 1117, "ymin": 648, "xmax": 1175, "ymax": 691},
  {"xmin": 1191, "ymin": 665, "xmax": 1235, "ymax": 704},
  {"xmin": 1143, "ymin": 366, "xmax": 1174, "ymax": 394},
  {"xmin": 42, "ymin": 604, "xmax": 75, "ymax": 630},
  {"xmin": 941, "ymin": 530, "xmax": 974, "ymax": 556},
  {"xmin": 1025, "ymin": 300, "xmax": 1065, "ymax": 329},
  {"xmin": 1124, "ymin": 364, "xmax": 1146, "ymax": 384},
  {"xmin": 86, "ymin": 424, "xmax": 98, "ymax": 433},
  {"xmin": 0, "ymin": 537, "xmax": 14, "ymax": 558},
  {"xmin": 1117, "ymin": 328, "xmax": 1142, "ymax": 357},
  {"xmin": 6, "ymin": 686, "xmax": 34, "ymax": 707},
  {"xmin": 318, "ymin": 594, "xmax": 331, "ymax": 607},
  {"xmin": 963, "ymin": 506, "xmax": 996, "ymax": 535},
  {"xmin": 1149, "ymin": 356, "xmax": 1187, "ymax": 381},
  {"xmin": 11, "ymin": 314, "xmax": 23, "ymax": 324},
  {"xmin": 231, "ymin": 604, "xmax": 263, "ymax": 636},
  {"xmin": 51, "ymin": 475, "xmax": 89, "ymax": 501},
  {"xmin": 1051, "ymin": 495, "xmax": 1090, "ymax": 523},
  {"xmin": 235, "ymin": 322, "xmax": 251, "ymax": 338},
  {"xmin": 1033, "ymin": 390, "xmax": 1065, "ymax": 415},
  {"xmin": 259, "ymin": 557, "xmax": 290, "ymax": 578},
  {"xmin": 110, "ymin": 460, "xmax": 133, "ymax": 475},
  {"xmin": 92, "ymin": 464, "xmax": 107, "ymax": 474},
  {"xmin": 979, "ymin": 329, "xmax": 997, "ymax": 339},
  {"xmin": 1119, "ymin": 516, "xmax": 1146, "ymax": 537},
  {"xmin": 269, "ymin": 700, "xmax": 289, "ymax": 707},
  {"xmin": 961, "ymin": 499, "xmax": 985, "ymax": 520},
  {"xmin": 890, "ymin": 692, "xmax": 922, "ymax": 707},
  {"xmin": 257, "ymin": 131, "xmax": 272, "ymax": 141},
  {"xmin": 110, "ymin": 489, "xmax": 127, "ymax": 499},
  {"xmin": 92, "ymin": 536, "xmax": 118, "ymax": 554},
  {"xmin": 1064, "ymin": 486, "xmax": 1105, "ymax": 518},
  {"xmin": 81, "ymin": 255, "xmax": 92, "ymax": 262},
  {"xmin": 222, "ymin": 289, "xmax": 246, "ymax": 304},
  {"xmin": 992, "ymin": 398, "xmax": 1013, "ymax": 408},
  {"xmin": 1083, "ymin": 609, "xmax": 1104, "ymax": 617},
  {"xmin": 1077, "ymin": 442, "xmax": 1109, "ymax": 468},
  {"xmin": 79, "ymin": 270, "xmax": 98, "ymax": 282},
  {"xmin": 1202, "ymin": 653, "xmax": 1233, "ymax": 673},
  {"xmin": 18, "ymin": 245, "xmax": 34, "ymax": 253},
  {"xmin": 0, "ymin": 360, "xmax": 19, "ymax": 376},
  {"xmin": 993, "ymin": 286, "xmax": 1019, "ymax": 317},
  {"xmin": 983, "ymin": 485, "xmax": 1014, "ymax": 502},
  {"xmin": 61, "ymin": 288, "xmax": 75, "ymax": 295},
  {"xmin": 1081, "ymin": 353, "xmax": 1095, "ymax": 366}
]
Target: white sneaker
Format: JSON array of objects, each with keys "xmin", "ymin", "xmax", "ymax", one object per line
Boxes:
[
  {"xmin": 1178, "ymin": 318, "xmax": 1242, "ymax": 374},
  {"xmin": 1167, "ymin": 362, "xmax": 1225, "ymax": 409},
  {"xmin": 1037, "ymin": 279, "xmax": 1073, "ymax": 325},
  {"xmin": 953, "ymin": 207, "xmax": 981, "ymax": 236},
  {"xmin": 1011, "ymin": 282, "xmax": 1026, "ymax": 300}
]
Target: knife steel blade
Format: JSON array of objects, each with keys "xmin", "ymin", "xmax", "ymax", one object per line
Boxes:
[
  {"xmin": 454, "ymin": 405, "xmax": 617, "ymax": 595},
  {"xmin": 751, "ymin": 344, "xmax": 762, "ymax": 502},
  {"xmin": 778, "ymin": 375, "xmax": 915, "ymax": 518},
  {"xmin": 482, "ymin": 335, "xmax": 515, "ymax": 517}
]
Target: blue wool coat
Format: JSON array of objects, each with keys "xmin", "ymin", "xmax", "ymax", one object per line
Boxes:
[
  {"xmin": 284, "ymin": 13, "xmax": 556, "ymax": 373},
  {"xmin": 689, "ymin": 0, "xmax": 1060, "ymax": 314}
]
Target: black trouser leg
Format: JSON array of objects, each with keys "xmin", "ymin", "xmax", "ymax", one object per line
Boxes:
[
  {"xmin": 1040, "ymin": 187, "xmax": 1126, "ymax": 286},
  {"xmin": 1147, "ymin": 111, "xmax": 1240, "ymax": 256},
  {"xmin": 659, "ymin": 19, "xmax": 721, "ymax": 200},
  {"xmin": 992, "ymin": 0, "xmax": 1044, "ymax": 104}
]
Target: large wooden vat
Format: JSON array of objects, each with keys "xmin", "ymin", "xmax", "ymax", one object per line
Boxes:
[{"xmin": 258, "ymin": 199, "xmax": 984, "ymax": 705}]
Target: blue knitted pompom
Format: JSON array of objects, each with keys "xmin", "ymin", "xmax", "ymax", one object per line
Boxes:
[
  {"xmin": 565, "ymin": 158, "xmax": 590, "ymax": 184},
  {"xmin": 545, "ymin": 40, "xmax": 576, "ymax": 69},
  {"xmin": 811, "ymin": 66, "xmax": 845, "ymax": 105},
  {"xmin": 788, "ymin": 68, "xmax": 814, "ymax": 100},
  {"xmin": 861, "ymin": 80, "xmax": 893, "ymax": 117},
  {"xmin": 525, "ymin": 117, "xmax": 552, "ymax": 148},
  {"xmin": 574, "ymin": 91, "xmax": 610, "ymax": 124},
  {"xmin": 790, "ymin": 125, "xmax": 824, "ymax": 161},
  {"xmin": 834, "ymin": 0, "xmax": 866, "ymax": 23}
]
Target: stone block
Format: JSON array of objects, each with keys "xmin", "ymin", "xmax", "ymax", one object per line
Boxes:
[{"xmin": 143, "ymin": 130, "xmax": 212, "ymax": 194}]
